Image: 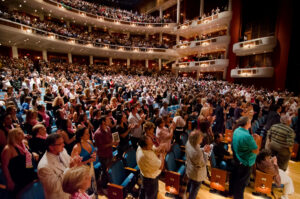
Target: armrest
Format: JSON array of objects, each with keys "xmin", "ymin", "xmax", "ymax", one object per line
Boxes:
[
  {"xmin": 175, "ymin": 159, "xmax": 185, "ymax": 164},
  {"xmin": 124, "ymin": 167, "xmax": 137, "ymax": 173},
  {"xmin": 0, "ymin": 184, "xmax": 6, "ymax": 189},
  {"xmin": 180, "ymin": 145, "xmax": 186, "ymax": 150}
]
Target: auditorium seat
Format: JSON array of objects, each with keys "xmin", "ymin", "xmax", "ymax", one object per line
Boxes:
[
  {"xmin": 123, "ymin": 149, "xmax": 139, "ymax": 171},
  {"xmin": 17, "ymin": 180, "xmax": 45, "ymax": 199}
]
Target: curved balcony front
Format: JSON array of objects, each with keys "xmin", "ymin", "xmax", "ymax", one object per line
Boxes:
[
  {"xmin": 230, "ymin": 67, "xmax": 274, "ymax": 78},
  {"xmin": 172, "ymin": 59, "xmax": 229, "ymax": 72},
  {"xmin": 175, "ymin": 11, "xmax": 232, "ymax": 38},
  {"xmin": 174, "ymin": 35, "xmax": 230, "ymax": 56},
  {"xmin": 10, "ymin": 0, "xmax": 176, "ymax": 34},
  {"xmin": 0, "ymin": 18, "xmax": 178, "ymax": 60},
  {"xmin": 233, "ymin": 36, "xmax": 277, "ymax": 56}
]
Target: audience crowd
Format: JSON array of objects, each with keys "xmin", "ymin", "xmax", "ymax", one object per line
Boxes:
[
  {"xmin": 0, "ymin": 9, "xmax": 170, "ymax": 49},
  {"xmin": 0, "ymin": 55, "xmax": 299, "ymax": 199},
  {"xmin": 58, "ymin": 0, "xmax": 173, "ymax": 23}
]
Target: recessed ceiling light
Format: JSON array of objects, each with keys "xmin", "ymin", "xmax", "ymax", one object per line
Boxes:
[
  {"xmin": 19, "ymin": 4, "xmax": 22, "ymax": 7},
  {"xmin": 34, "ymin": 10, "xmax": 37, "ymax": 12}
]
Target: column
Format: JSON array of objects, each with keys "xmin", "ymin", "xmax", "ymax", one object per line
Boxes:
[
  {"xmin": 223, "ymin": 69, "xmax": 227, "ymax": 80},
  {"xmin": 176, "ymin": 34, "xmax": 180, "ymax": 44},
  {"xmin": 42, "ymin": 50, "xmax": 47, "ymax": 62},
  {"xmin": 68, "ymin": 52, "xmax": 72, "ymax": 63},
  {"xmin": 159, "ymin": 7, "xmax": 163, "ymax": 18},
  {"xmin": 66, "ymin": 21, "xmax": 70, "ymax": 27},
  {"xmin": 109, "ymin": 57, "xmax": 113, "ymax": 66},
  {"xmin": 176, "ymin": 0, "xmax": 180, "ymax": 24},
  {"xmin": 39, "ymin": 14, "xmax": 44, "ymax": 21},
  {"xmin": 226, "ymin": 0, "xmax": 241, "ymax": 82},
  {"xmin": 158, "ymin": 58, "xmax": 162, "ymax": 71},
  {"xmin": 88, "ymin": 26, "xmax": 92, "ymax": 32},
  {"xmin": 89, "ymin": 55, "xmax": 93, "ymax": 65},
  {"xmin": 145, "ymin": 59, "xmax": 149, "ymax": 68},
  {"xmin": 159, "ymin": 33, "xmax": 163, "ymax": 44},
  {"xmin": 196, "ymin": 70, "xmax": 200, "ymax": 81},
  {"xmin": 145, "ymin": 33, "xmax": 149, "ymax": 40},
  {"xmin": 12, "ymin": 46, "xmax": 18, "ymax": 58},
  {"xmin": 127, "ymin": 58, "xmax": 130, "ymax": 68},
  {"xmin": 127, "ymin": 32, "xmax": 130, "ymax": 38},
  {"xmin": 228, "ymin": 0, "xmax": 232, "ymax": 11},
  {"xmin": 200, "ymin": 0, "xmax": 204, "ymax": 16}
]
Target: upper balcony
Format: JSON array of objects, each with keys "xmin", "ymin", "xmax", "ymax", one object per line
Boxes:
[
  {"xmin": 230, "ymin": 67, "xmax": 274, "ymax": 78},
  {"xmin": 0, "ymin": 17, "xmax": 178, "ymax": 60},
  {"xmin": 172, "ymin": 59, "xmax": 229, "ymax": 72},
  {"xmin": 9, "ymin": 0, "xmax": 176, "ymax": 34},
  {"xmin": 233, "ymin": 36, "xmax": 277, "ymax": 56},
  {"xmin": 174, "ymin": 35, "xmax": 230, "ymax": 56},
  {"xmin": 175, "ymin": 11, "xmax": 232, "ymax": 38}
]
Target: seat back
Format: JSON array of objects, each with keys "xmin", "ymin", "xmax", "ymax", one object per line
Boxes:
[
  {"xmin": 180, "ymin": 133, "xmax": 188, "ymax": 145},
  {"xmin": 291, "ymin": 143, "xmax": 299, "ymax": 159},
  {"xmin": 210, "ymin": 168, "xmax": 227, "ymax": 192},
  {"xmin": 17, "ymin": 180, "xmax": 45, "ymax": 199},
  {"xmin": 123, "ymin": 149, "xmax": 137, "ymax": 168},
  {"xmin": 254, "ymin": 170, "xmax": 273, "ymax": 195},
  {"xmin": 210, "ymin": 150, "xmax": 217, "ymax": 168},
  {"xmin": 165, "ymin": 152, "xmax": 177, "ymax": 172},
  {"xmin": 172, "ymin": 144, "xmax": 183, "ymax": 160},
  {"xmin": 224, "ymin": 129, "xmax": 233, "ymax": 143},
  {"xmin": 108, "ymin": 160, "xmax": 126, "ymax": 186},
  {"xmin": 254, "ymin": 135, "xmax": 263, "ymax": 152}
]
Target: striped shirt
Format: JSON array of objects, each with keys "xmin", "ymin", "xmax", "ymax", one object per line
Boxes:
[{"xmin": 268, "ymin": 123, "xmax": 295, "ymax": 148}]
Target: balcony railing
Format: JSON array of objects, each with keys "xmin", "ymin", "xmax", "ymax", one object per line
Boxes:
[
  {"xmin": 0, "ymin": 17, "xmax": 168, "ymax": 53},
  {"xmin": 172, "ymin": 59, "xmax": 229, "ymax": 71},
  {"xmin": 43, "ymin": 0, "xmax": 174, "ymax": 27},
  {"xmin": 175, "ymin": 11, "xmax": 232, "ymax": 36},
  {"xmin": 233, "ymin": 36, "xmax": 277, "ymax": 56},
  {"xmin": 173, "ymin": 35, "xmax": 230, "ymax": 56},
  {"xmin": 230, "ymin": 67, "xmax": 274, "ymax": 78}
]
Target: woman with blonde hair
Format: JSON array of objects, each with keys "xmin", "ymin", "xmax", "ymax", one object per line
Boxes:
[
  {"xmin": 62, "ymin": 165, "xmax": 93, "ymax": 199},
  {"xmin": 1, "ymin": 128, "xmax": 37, "ymax": 192}
]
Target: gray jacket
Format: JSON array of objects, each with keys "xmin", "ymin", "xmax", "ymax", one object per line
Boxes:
[{"xmin": 185, "ymin": 140, "xmax": 208, "ymax": 182}]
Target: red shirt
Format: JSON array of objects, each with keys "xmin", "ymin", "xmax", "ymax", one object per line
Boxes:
[{"xmin": 94, "ymin": 126, "xmax": 113, "ymax": 158}]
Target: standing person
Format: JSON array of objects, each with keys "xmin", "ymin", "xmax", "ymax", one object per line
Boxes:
[
  {"xmin": 185, "ymin": 130, "xmax": 211, "ymax": 199},
  {"xmin": 37, "ymin": 133, "xmax": 82, "ymax": 199},
  {"xmin": 136, "ymin": 135, "xmax": 165, "ymax": 199},
  {"xmin": 267, "ymin": 120, "xmax": 295, "ymax": 171},
  {"xmin": 62, "ymin": 165, "xmax": 93, "ymax": 199},
  {"xmin": 213, "ymin": 99, "xmax": 225, "ymax": 136},
  {"xmin": 128, "ymin": 104, "xmax": 145, "ymax": 149},
  {"xmin": 94, "ymin": 115, "xmax": 117, "ymax": 194},
  {"xmin": 231, "ymin": 116, "xmax": 258, "ymax": 199}
]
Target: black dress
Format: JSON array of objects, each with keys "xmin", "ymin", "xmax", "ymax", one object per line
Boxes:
[{"xmin": 8, "ymin": 147, "xmax": 37, "ymax": 192}]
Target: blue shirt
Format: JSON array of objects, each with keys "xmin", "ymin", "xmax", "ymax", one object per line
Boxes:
[{"xmin": 232, "ymin": 127, "xmax": 257, "ymax": 166}]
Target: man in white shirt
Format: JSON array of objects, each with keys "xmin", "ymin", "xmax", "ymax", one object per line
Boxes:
[
  {"xmin": 38, "ymin": 133, "xmax": 81, "ymax": 199},
  {"xmin": 136, "ymin": 135, "xmax": 165, "ymax": 199}
]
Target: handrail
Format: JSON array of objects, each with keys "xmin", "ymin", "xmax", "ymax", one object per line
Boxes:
[
  {"xmin": 174, "ymin": 35, "xmax": 227, "ymax": 49},
  {"xmin": 0, "ymin": 17, "xmax": 169, "ymax": 52},
  {"xmin": 44, "ymin": 0, "xmax": 174, "ymax": 27},
  {"xmin": 172, "ymin": 59, "xmax": 229, "ymax": 69},
  {"xmin": 176, "ymin": 12, "xmax": 222, "ymax": 29}
]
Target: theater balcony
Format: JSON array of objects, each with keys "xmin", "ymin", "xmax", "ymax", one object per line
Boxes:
[
  {"xmin": 230, "ymin": 67, "xmax": 274, "ymax": 78},
  {"xmin": 0, "ymin": 18, "xmax": 178, "ymax": 60},
  {"xmin": 174, "ymin": 35, "xmax": 230, "ymax": 56},
  {"xmin": 233, "ymin": 36, "xmax": 277, "ymax": 56},
  {"xmin": 175, "ymin": 11, "xmax": 232, "ymax": 38},
  {"xmin": 9, "ymin": 0, "xmax": 176, "ymax": 34},
  {"xmin": 172, "ymin": 59, "xmax": 229, "ymax": 72}
]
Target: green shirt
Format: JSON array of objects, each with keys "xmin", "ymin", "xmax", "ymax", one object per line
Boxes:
[{"xmin": 232, "ymin": 127, "xmax": 257, "ymax": 166}]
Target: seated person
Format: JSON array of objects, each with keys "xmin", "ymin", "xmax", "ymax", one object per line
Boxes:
[
  {"xmin": 256, "ymin": 149, "xmax": 294, "ymax": 199},
  {"xmin": 213, "ymin": 133, "xmax": 233, "ymax": 170}
]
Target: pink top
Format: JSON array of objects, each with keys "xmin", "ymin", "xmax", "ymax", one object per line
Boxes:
[
  {"xmin": 38, "ymin": 111, "xmax": 50, "ymax": 127},
  {"xmin": 71, "ymin": 192, "xmax": 91, "ymax": 199},
  {"xmin": 156, "ymin": 127, "xmax": 173, "ymax": 153}
]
